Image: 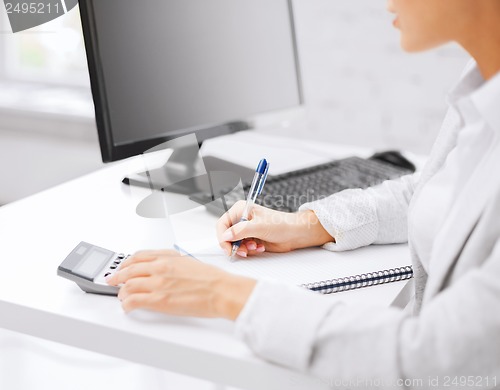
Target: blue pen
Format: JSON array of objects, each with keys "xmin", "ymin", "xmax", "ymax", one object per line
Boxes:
[{"xmin": 230, "ymin": 158, "xmax": 270, "ymax": 259}]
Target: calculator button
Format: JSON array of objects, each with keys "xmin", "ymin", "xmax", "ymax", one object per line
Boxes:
[
  {"xmin": 114, "ymin": 260, "xmax": 121, "ymax": 265},
  {"xmin": 110, "ymin": 265, "xmax": 117, "ymax": 270},
  {"xmin": 117, "ymin": 253, "xmax": 125, "ymax": 259},
  {"xmin": 104, "ymin": 272, "xmax": 111, "ymax": 278}
]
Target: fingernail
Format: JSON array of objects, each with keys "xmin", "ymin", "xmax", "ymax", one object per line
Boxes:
[
  {"xmin": 221, "ymin": 230, "xmax": 233, "ymax": 241},
  {"xmin": 256, "ymin": 246, "xmax": 265, "ymax": 253},
  {"xmin": 247, "ymin": 243, "xmax": 257, "ymax": 250},
  {"xmin": 236, "ymin": 251, "xmax": 247, "ymax": 258}
]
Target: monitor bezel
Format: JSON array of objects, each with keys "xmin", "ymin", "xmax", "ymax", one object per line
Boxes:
[{"xmin": 79, "ymin": 0, "xmax": 304, "ymax": 162}]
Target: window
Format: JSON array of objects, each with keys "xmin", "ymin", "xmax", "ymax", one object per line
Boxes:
[
  {"xmin": 0, "ymin": 6, "xmax": 93, "ymax": 120},
  {"xmin": 0, "ymin": 5, "xmax": 89, "ymax": 87}
]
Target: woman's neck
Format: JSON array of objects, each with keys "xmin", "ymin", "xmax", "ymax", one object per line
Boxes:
[
  {"xmin": 458, "ymin": 9, "xmax": 500, "ymax": 80},
  {"xmin": 465, "ymin": 39, "xmax": 500, "ymax": 81}
]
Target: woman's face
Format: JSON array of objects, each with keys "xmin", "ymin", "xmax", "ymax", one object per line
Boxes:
[{"xmin": 387, "ymin": 0, "xmax": 474, "ymax": 52}]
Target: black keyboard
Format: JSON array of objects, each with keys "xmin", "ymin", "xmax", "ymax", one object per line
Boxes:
[{"xmin": 190, "ymin": 154, "xmax": 415, "ymax": 214}]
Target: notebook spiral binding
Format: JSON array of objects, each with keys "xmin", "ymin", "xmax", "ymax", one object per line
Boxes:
[{"xmin": 301, "ymin": 266, "xmax": 414, "ymax": 295}]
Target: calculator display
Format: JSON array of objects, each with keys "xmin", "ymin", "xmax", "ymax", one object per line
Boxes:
[
  {"xmin": 73, "ymin": 249, "xmax": 112, "ymax": 279},
  {"xmin": 58, "ymin": 242, "xmax": 122, "ymax": 295}
]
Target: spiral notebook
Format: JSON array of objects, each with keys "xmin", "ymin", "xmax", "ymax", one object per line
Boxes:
[{"xmin": 176, "ymin": 241, "xmax": 413, "ymax": 295}]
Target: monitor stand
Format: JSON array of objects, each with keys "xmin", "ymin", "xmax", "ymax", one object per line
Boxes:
[
  {"xmin": 122, "ymin": 121, "xmax": 253, "ymax": 195},
  {"xmin": 122, "ymin": 151, "xmax": 255, "ymax": 196}
]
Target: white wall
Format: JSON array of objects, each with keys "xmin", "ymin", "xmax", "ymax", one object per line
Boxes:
[
  {"xmin": 291, "ymin": 0, "xmax": 469, "ymax": 153},
  {"xmin": 0, "ymin": 114, "xmax": 103, "ymax": 205},
  {"xmin": 0, "ymin": 0, "xmax": 470, "ymax": 205}
]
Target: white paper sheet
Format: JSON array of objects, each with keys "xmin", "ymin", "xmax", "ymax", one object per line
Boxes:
[{"xmin": 177, "ymin": 241, "xmax": 411, "ymax": 287}]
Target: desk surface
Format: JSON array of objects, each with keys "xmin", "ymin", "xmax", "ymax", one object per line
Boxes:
[{"xmin": 0, "ymin": 136, "xmax": 414, "ymax": 390}]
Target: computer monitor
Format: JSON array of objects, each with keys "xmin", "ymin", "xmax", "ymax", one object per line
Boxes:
[{"xmin": 79, "ymin": 0, "xmax": 303, "ymax": 165}]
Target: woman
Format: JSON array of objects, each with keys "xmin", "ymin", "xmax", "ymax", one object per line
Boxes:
[{"xmin": 108, "ymin": 0, "xmax": 500, "ymax": 385}]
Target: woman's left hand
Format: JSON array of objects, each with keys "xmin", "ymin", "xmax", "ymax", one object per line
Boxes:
[{"xmin": 106, "ymin": 250, "xmax": 256, "ymax": 320}]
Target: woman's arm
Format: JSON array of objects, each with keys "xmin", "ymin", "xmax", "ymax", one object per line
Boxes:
[
  {"xmin": 107, "ymin": 238, "xmax": 500, "ymax": 384},
  {"xmin": 299, "ymin": 172, "xmax": 420, "ymax": 251},
  {"xmin": 216, "ymin": 172, "xmax": 421, "ymax": 257},
  {"xmin": 235, "ymin": 237, "xmax": 500, "ymax": 385}
]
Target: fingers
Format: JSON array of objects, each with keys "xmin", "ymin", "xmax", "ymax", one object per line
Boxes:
[
  {"xmin": 216, "ymin": 201, "xmax": 246, "ymax": 254},
  {"xmin": 121, "ymin": 292, "xmax": 157, "ymax": 313},
  {"xmin": 107, "ymin": 262, "xmax": 156, "ymax": 286},
  {"xmin": 217, "ymin": 237, "xmax": 266, "ymax": 258},
  {"xmin": 224, "ymin": 200, "xmax": 247, "ymax": 225},
  {"xmin": 221, "ymin": 220, "xmax": 265, "ymax": 243},
  {"xmin": 245, "ymin": 240, "xmax": 257, "ymax": 251},
  {"xmin": 216, "ymin": 200, "xmax": 246, "ymax": 233},
  {"xmin": 254, "ymin": 244, "xmax": 266, "ymax": 254},
  {"xmin": 218, "ymin": 214, "xmax": 269, "ymax": 257},
  {"xmin": 240, "ymin": 240, "xmax": 265, "ymax": 254},
  {"xmin": 248, "ymin": 242, "xmax": 266, "ymax": 255},
  {"xmin": 234, "ymin": 244, "xmax": 248, "ymax": 258},
  {"xmin": 216, "ymin": 202, "xmax": 272, "ymax": 256},
  {"xmin": 108, "ymin": 250, "xmax": 182, "ymax": 287},
  {"xmin": 233, "ymin": 240, "xmax": 266, "ymax": 258},
  {"xmin": 218, "ymin": 220, "xmax": 253, "ymax": 256},
  {"xmin": 117, "ymin": 276, "xmax": 153, "ymax": 301},
  {"xmin": 219, "ymin": 242, "xmax": 232, "ymax": 257},
  {"xmin": 119, "ymin": 249, "xmax": 180, "ymax": 270}
]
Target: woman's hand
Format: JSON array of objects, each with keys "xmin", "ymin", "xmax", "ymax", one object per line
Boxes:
[
  {"xmin": 106, "ymin": 250, "xmax": 256, "ymax": 319},
  {"xmin": 216, "ymin": 201, "xmax": 334, "ymax": 258}
]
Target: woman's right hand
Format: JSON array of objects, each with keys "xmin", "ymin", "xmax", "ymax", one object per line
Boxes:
[{"xmin": 216, "ymin": 201, "xmax": 334, "ymax": 258}]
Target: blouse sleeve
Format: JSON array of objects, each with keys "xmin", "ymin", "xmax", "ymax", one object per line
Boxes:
[
  {"xmin": 235, "ymin": 238, "xmax": 500, "ymax": 385},
  {"xmin": 299, "ymin": 172, "xmax": 420, "ymax": 251}
]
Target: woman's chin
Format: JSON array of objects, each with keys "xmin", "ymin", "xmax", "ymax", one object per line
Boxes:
[
  {"xmin": 400, "ymin": 40, "xmax": 422, "ymax": 53},
  {"xmin": 400, "ymin": 36, "xmax": 447, "ymax": 53}
]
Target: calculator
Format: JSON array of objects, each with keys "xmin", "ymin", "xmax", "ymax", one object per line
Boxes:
[{"xmin": 57, "ymin": 242, "xmax": 129, "ymax": 295}]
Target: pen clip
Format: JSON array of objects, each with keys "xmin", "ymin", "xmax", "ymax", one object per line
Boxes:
[{"xmin": 257, "ymin": 163, "xmax": 269, "ymax": 196}]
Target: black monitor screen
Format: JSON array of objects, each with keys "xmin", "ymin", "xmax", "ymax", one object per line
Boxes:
[{"xmin": 80, "ymin": 0, "xmax": 302, "ymax": 162}]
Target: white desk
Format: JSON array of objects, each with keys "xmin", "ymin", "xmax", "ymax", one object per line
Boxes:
[{"xmin": 0, "ymin": 137, "xmax": 413, "ymax": 390}]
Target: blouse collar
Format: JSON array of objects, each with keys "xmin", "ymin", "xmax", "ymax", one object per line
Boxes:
[{"xmin": 448, "ymin": 60, "xmax": 500, "ymax": 133}]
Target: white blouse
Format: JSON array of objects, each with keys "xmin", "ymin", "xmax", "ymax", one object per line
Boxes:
[
  {"xmin": 410, "ymin": 64, "xmax": 494, "ymax": 270},
  {"xmin": 234, "ymin": 61, "xmax": 500, "ymax": 381}
]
